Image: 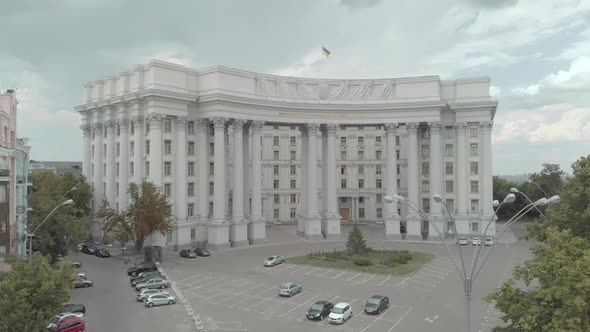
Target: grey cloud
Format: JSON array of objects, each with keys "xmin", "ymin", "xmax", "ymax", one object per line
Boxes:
[
  {"xmin": 340, "ymin": 0, "xmax": 382, "ymax": 9},
  {"xmin": 464, "ymin": 0, "xmax": 518, "ymax": 9}
]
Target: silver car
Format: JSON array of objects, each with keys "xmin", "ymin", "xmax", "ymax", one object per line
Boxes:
[
  {"xmin": 144, "ymin": 293, "xmax": 177, "ymax": 307},
  {"xmin": 135, "ymin": 278, "xmax": 170, "ymax": 291},
  {"xmin": 264, "ymin": 255, "xmax": 284, "ymax": 267},
  {"xmin": 136, "ymin": 289, "xmax": 170, "ymax": 302},
  {"xmin": 278, "ymin": 282, "xmax": 302, "ymax": 297}
]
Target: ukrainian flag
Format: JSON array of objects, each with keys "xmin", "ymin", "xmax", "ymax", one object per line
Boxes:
[{"xmin": 322, "ymin": 46, "xmax": 331, "ymax": 57}]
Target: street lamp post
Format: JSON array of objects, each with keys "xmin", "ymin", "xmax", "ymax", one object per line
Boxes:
[
  {"xmin": 384, "ymin": 192, "xmax": 559, "ymax": 332},
  {"xmin": 510, "ymin": 187, "xmax": 546, "ymax": 218},
  {"xmin": 28, "ymin": 199, "xmax": 74, "ymax": 262}
]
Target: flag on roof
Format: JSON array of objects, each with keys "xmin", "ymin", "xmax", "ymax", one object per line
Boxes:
[{"xmin": 322, "ymin": 46, "xmax": 331, "ymax": 57}]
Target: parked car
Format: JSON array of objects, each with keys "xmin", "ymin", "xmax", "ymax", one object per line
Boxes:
[
  {"xmin": 458, "ymin": 237, "xmax": 469, "ymax": 245},
  {"xmin": 46, "ymin": 316, "xmax": 86, "ymax": 332},
  {"xmin": 364, "ymin": 295, "xmax": 389, "ymax": 314},
  {"xmin": 472, "ymin": 237, "xmax": 481, "ymax": 246},
  {"xmin": 328, "ymin": 302, "xmax": 352, "ymax": 324},
  {"xmin": 136, "ymin": 289, "xmax": 170, "ymax": 302},
  {"xmin": 61, "ymin": 304, "xmax": 86, "ymax": 315},
  {"xmin": 80, "ymin": 244, "xmax": 95, "ymax": 255},
  {"xmin": 77, "ymin": 272, "xmax": 87, "ymax": 280},
  {"xmin": 144, "ymin": 293, "xmax": 177, "ymax": 308},
  {"xmin": 131, "ymin": 274, "xmax": 166, "ymax": 287},
  {"xmin": 180, "ymin": 249, "xmax": 197, "ymax": 258},
  {"xmin": 47, "ymin": 312, "xmax": 84, "ymax": 328},
  {"xmin": 130, "ymin": 271, "xmax": 162, "ymax": 283},
  {"xmin": 127, "ymin": 262, "xmax": 157, "ymax": 276},
  {"xmin": 484, "ymin": 237, "xmax": 494, "ymax": 246},
  {"xmin": 278, "ymin": 282, "xmax": 302, "ymax": 297},
  {"xmin": 264, "ymin": 255, "xmax": 284, "ymax": 267},
  {"xmin": 306, "ymin": 301, "xmax": 333, "ymax": 320},
  {"xmin": 94, "ymin": 249, "xmax": 111, "ymax": 257},
  {"xmin": 193, "ymin": 248, "xmax": 210, "ymax": 257},
  {"xmin": 73, "ymin": 278, "xmax": 93, "ymax": 288},
  {"xmin": 135, "ymin": 278, "xmax": 170, "ymax": 291}
]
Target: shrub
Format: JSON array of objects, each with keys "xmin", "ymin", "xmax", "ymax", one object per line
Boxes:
[
  {"xmin": 346, "ymin": 225, "xmax": 369, "ymax": 255},
  {"xmin": 392, "ymin": 252, "xmax": 413, "ymax": 264},
  {"xmin": 352, "ymin": 258, "xmax": 373, "ymax": 266},
  {"xmin": 379, "ymin": 251, "xmax": 413, "ymax": 267}
]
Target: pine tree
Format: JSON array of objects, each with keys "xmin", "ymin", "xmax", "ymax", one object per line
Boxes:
[{"xmin": 346, "ymin": 224, "xmax": 368, "ymax": 255}]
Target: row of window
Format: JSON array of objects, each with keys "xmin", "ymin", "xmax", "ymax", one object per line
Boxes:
[
  {"xmin": 421, "ymin": 162, "xmax": 479, "ymax": 177},
  {"xmin": 421, "ymin": 180, "xmax": 480, "ymax": 193},
  {"xmin": 421, "ymin": 143, "xmax": 479, "ymax": 158}
]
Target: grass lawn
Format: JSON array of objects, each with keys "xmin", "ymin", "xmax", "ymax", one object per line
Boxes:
[{"xmin": 286, "ymin": 251, "xmax": 435, "ymax": 276}]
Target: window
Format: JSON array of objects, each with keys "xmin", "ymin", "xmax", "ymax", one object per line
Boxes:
[
  {"xmin": 290, "ymin": 208, "xmax": 296, "ymax": 219},
  {"xmin": 341, "ymin": 197, "xmax": 348, "ymax": 203},
  {"xmin": 359, "ymin": 208, "xmax": 365, "ymax": 219},
  {"xmin": 376, "ymin": 194, "xmax": 382, "ymax": 203},
  {"xmin": 421, "ymin": 145, "xmax": 430, "ymax": 158},
  {"xmin": 273, "ymin": 136, "xmax": 279, "ymax": 146},
  {"xmin": 273, "ymin": 126, "xmax": 279, "ymax": 129},
  {"xmin": 358, "ymin": 179, "xmax": 364, "ymax": 188},
  {"xmin": 209, "ymin": 202, "xmax": 213, "ymax": 216},
  {"xmin": 163, "ymin": 162, "xmax": 171, "ymax": 176},
  {"xmin": 376, "ymin": 136, "xmax": 382, "ymax": 144},
  {"xmin": 376, "ymin": 208, "xmax": 382, "ymax": 218},
  {"xmin": 209, "ymin": 162, "xmax": 214, "ymax": 176},
  {"xmin": 341, "ymin": 179, "xmax": 347, "ymax": 189},
  {"xmin": 358, "ymin": 136, "xmax": 364, "ymax": 144},
  {"xmin": 209, "ymin": 142, "xmax": 214, "ymax": 156},
  {"xmin": 187, "ymin": 183, "xmax": 194, "ymax": 196},
  {"xmin": 116, "ymin": 183, "xmax": 119, "ymax": 196},
  {"xmin": 341, "ymin": 166, "xmax": 346, "ymax": 175},
  {"xmin": 445, "ymin": 126, "xmax": 453, "ymax": 138},
  {"xmin": 274, "ymin": 194, "xmax": 280, "ymax": 204},
  {"xmin": 359, "ymin": 197, "xmax": 364, "ymax": 203},
  {"xmin": 103, "ymin": 163, "xmax": 106, "ymax": 175},
  {"xmin": 396, "ymin": 135, "xmax": 400, "ymax": 145},
  {"xmin": 116, "ymin": 162, "xmax": 119, "ymax": 176},
  {"xmin": 446, "ymin": 199, "xmax": 454, "ymax": 213},
  {"xmin": 92, "ymin": 145, "xmax": 95, "ymax": 158},
  {"xmin": 376, "ymin": 165, "xmax": 382, "ymax": 175},
  {"xmin": 471, "ymin": 222, "xmax": 479, "ymax": 232},
  {"xmin": 358, "ymin": 165, "xmax": 364, "ymax": 175},
  {"xmin": 358, "ymin": 151, "xmax": 364, "ymax": 160},
  {"xmin": 470, "ymin": 162, "xmax": 479, "ymax": 175},
  {"xmin": 445, "ymin": 162, "xmax": 453, "ymax": 175},
  {"xmin": 188, "ymin": 203, "xmax": 194, "ymax": 217},
  {"xmin": 422, "ymin": 181, "xmax": 430, "ymax": 192},
  {"xmin": 446, "ymin": 180, "xmax": 454, "ymax": 193},
  {"xmin": 290, "ymin": 165, "xmax": 296, "ymax": 175},
  {"xmin": 397, "ymin": 179, "xmax": 401, "ymax": 187},
  {"xmin": 341, "ymin": 137, "xmax": 346, "ymax": 145},
  {"xmin": 290, "ymin": 151, "xmax": 296, "ymax": 161},
  {"xmin": 471, "ymin": 199, "xmax": 479, "ymax": 212},
  {"xmin": 375, "ymin": 151, "xmax": 382, "ymax": 160},
  {"xmin": 145, "ymin": 140, "xmax": 150, "ymax": 154},
  {"xmin": 397, "ymin": 165, "xmax": 401, "ymax": 175},
  {"xmin": 164, "ymin": 183, "xmax": 171, "ymax": 197},
  {"xmin": 188, "ymin": 141, "xmax": 195, "ymax": 155},
  {"xmin": 190, "ymin": 228, "xmax": 196, "ymax": 240},
  {"xmin": 471, "ymin": 181, "xmax": 479, "ymax": 193},
  {"xmin": 396, "ymin": 150, "xmax": 400, "ymax": 159},
  {"xmin": 290, "ymin": 179, "xmax": 296, "ymax": 189},
  {"xmin": 145, "ymin": 161, "xmax": 150, "ymax": 176},
  {"xmin": 422, "ymin": 128, "xmax": 430, "ymax": 139},
  {"xmin": 273, "ymin": 209, "xmax": 279, "ymax": 219},
  {"xmin": 209, "ymin": 182, "xmax": 214, "ymax": 195},
  {"xmin": 130, "ymin": 124, "xmax": 134, "ymax": 135},
  {"xmin": 423, "ymin": 198, "xmax": 430, "ymax": 212},
  {"xmin": 422, "ymin": 163, "xmax": 429, "ymax": 177},
  {"xmin": 273, "ymin": 179, "xmax": 279, "ymax": 189},
  {"xmin": 445, "ymin": 144, "xmax": 453, "ymax": 157},
  {"xmin": 470, "ymin": 143, "xmax": 478, "ymax": 156},
  {"xmin": 164, "ymin": 140, "xmax": 172, "ymax": 154},
  {"xmin": 188, "ymin": 121, "xmax": 195, "ymax": 135},
  {"xmin": 470, "ymin": 125, "xmax": 478, "ymax": 137},
  {"xmin": 116, "ymin": 142, "xmax": 120, "ymax": 156},
  {"xmin": 290, "ymin": 194, "xmax": 297, "ymax": 204},
  {"xmin": 273, "ymin": 165, "xmax": 279, "ymax": 176},
  {"xmin": 188, "ymin": 162, "xmax": 195, "ymax": 176},
  {"xmin": 130, "ymin": 162, "xmax": 134, "ymax": 176},
  {"xmin": 341, "ymin": 151, "xmax": 347, "ymax": 160},
  {"xmin": 164, "ymin": 118, "xmax": 172, "ymax": 133},
  {"xmin": 376, "ymin": 179, "xmax": 382, "ymax": 189},
  {"xmin": 130, "ymin": 141, "xmax": 134, "ymax": 156},
  {"xmin": 290, "ymin": 136, "xmax": 296, "ymax": 146},
  {"xmin": 146, "ymin": 122, "xmax": 150, "ymax": 133}
]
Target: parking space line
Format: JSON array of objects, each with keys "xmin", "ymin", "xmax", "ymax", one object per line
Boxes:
[
  {"xmin": 317, "ymin": 269, "xmax": 333, "ymax": 277},
  {"xmin": 332, "ymin": 271, "xmax": 347, "ymax": 279},
  {"xmin": 346, "ymin": 273, "xmax": 361, "ymax": 281},
  {"xmin": 192, "ymin": 277, "xmax": 230, "ymax": 289},
  {"xmin": 278, "ymin": 295, "xmax": 319, "ymax": 317},
  {"xmin": 413, "ymin": 274, "xmax": 438, "ymax": 282},
  {"xmin": 387, "ymin": 306, "xmax": 413, "ymax": 332},
  {"xmin": 305, "ymin": 267, "xmax": 321, "ymax": 275},
  {"xmin": 420, "ymin": 268, "xmax": 447, "ymax": 276},
  {"xmin": 176, "ymin": 273, "xmax": 207, "ymax": 284},
  {"xmin": 364, "ymin": 274, "xmax": 376, "ymax": 283},
  {"xmin": 276, "ymin": 264, "xmax": 298, "ymax": 272},
  {"xmin": 393, "ymin": 276, "xmax": 409, "ymax": 288},
  {"xmin": 378, "ymin": 276, "xmax": 391, "ymax": 285},
  {"xmin": 290, "ymin": 266, "xmax": 308, "ymax": 274},
  {"xmin": 187, "ymin": 276, "xmax": 213, "ymax": 286}
]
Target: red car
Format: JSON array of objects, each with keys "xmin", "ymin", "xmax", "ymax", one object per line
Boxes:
[{"xmin": 47, "ymin": 316, "xmax": 86, "ymax": 332}]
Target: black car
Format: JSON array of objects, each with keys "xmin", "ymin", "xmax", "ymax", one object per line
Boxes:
[
  {"xmin": 364, "ymin": 295, "xmax": 389, "ymax": 314},
  {"xmin": 193, "ymin": 248, "xmax": 210, "ymax": 257},
  {"xmin": 127, "ymin": 262, "xmax": 157, "ymax": 276},
  {"xmin": 306, "ymin": 301, "xmax": 333, "ymax": 320},
  {"xmin": 62, "ymin": 304, "xmax": 86, "ymax": 315},
  {"xmin": 80, "ymin": 244, "xmax": 95, "ymax": 255},
  {"xmin": 94, "ymin": 249, "xmax": 111, "ymax": 258},
  {"xmin": 180, "ymin": 249, "xmax": 197, "ymax": 258}
]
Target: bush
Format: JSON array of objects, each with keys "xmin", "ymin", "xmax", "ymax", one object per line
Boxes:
[
  {"xmin": 352, "ymin": 258, "xmax": 373, "ymax": 266},
  {"xmin": 346, "ymin": 225, "xmax": 369, "ymax": 255},
  {"xmin": 379, "ymin": 251, "xmax": 413, "ymax": 267}
]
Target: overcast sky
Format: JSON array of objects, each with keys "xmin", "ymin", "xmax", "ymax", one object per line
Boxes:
[{"xmin": 1, "ymin": 0, "xmax": 589, "ymax": 175}]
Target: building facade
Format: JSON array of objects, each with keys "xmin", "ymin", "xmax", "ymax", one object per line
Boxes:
[
  {"xmin": 77, "ymin": 60, "xmax": 497, "ymax": 250},
  {"xmin": 0, "ymin": 90, "xmax": 31, "ymax": 257},
  {"xmin": 29, "ymin": 160, "xmax": 83, "ymax": 177}
]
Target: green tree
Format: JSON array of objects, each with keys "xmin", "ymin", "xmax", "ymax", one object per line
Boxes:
[
  {"xmin": 0, "ymin": 252, "xmax": 76, "ymax": 331},
  {"xmin": 97, "ymin": 198, "xmax": 134, "ymax": 250},
  {"xmin": 346, "ymin": 224, "xmax": 369, "ymax": 255},
  {"xmin": 484, "ymin": 227, "xmax": 590, "ymax": 332},
  {"xmin": 28, "ymin": 171, "xmax": 92, "ymax": 261}
]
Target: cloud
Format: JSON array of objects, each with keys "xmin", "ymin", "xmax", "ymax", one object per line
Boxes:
[
  {"xmin": 463, "ymin": 0, "xmax": 518, "ymax": 9},
  {"xmin": 270, "ymin": 49, "xmax": 325, "ymax": 77},
  {"xmin": 339, "ymin": 0, "xmax": 381, "ymax": 9},
  {"xmin": 512, "ymin": 56, "xmax": 590, "ymax": 95},
  {"xmin": 489, "ymin": 85, "xmax": 501, "ymax": 97},
  {"xmin": 142, "ymin": 51, "xmax": 193, "ymax": 67},
  {"xmin": 55, "ymin": 110, "xmax": 81, "ymax": 126}
]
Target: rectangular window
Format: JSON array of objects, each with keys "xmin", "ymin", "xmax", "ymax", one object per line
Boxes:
[
  {"xmin": 116, "ymin": 142, "xmax": 120, "ymax": 156},
  {"xmin": 273, "ymin": 194, "xmax": 280, "ymax": 204},
  {"xmin": 359, "ymin": 208, "xmax": 365, "ymax": 219},
  {"xmin": 209, "ymin": 162, "xmax": 214, "ymax": 176},
  {"xmin": 341, "ymin": 137, "xmax": 346, "ymax": 145},
  {"xmin": 445, "ymin": 144, "xmax": 453, "ymax": 157},
  {"xmin": 130, "ymin": 125, "xmax": 134, "ymax": 135},
  {"xmin": 359, "ymin": 197, "xmax": 364, "ymax": 203},
  {"xmin": 341, "ymin": 166, "xmax": 346, "ymax": 175},
  {"xmin": 445, "ymin": 162, "xmax": 453, "ymax": 175},
  {"xmin": 103, "ymin": 163, "xmax": 106, "ymax": 175},
  {"xmin": 422, "ymin": 128, "xmax": 430, "ymax": 139},
  {"xmin": 341, "ymin": 179, "xmax": 347, "ymax": 189},
  {"xmin": 273, "ymin": 165, "xmax": 279, "ymax": 175},
  {"xmin": 164, "ymin": 162, "xmax": 172, "ymax": 176},
  {"xmin": 145, "ymin": 161, "xmax": 150, "ymax": 176},
  {"xmin": 130, "ymin": 141, "xmax": 134, "ymax": 156},
  {"xmin": 396, "ymin": 150, "xmax": 400, "ymax": 159},
  {"xmin": 471, "ymin": 181, "xmax": 479, "ymax": 193},
  {"xmin": 209, "ymin": 142, "xmax": 214, "ymax": 157},
  {"xmin": 190, "ymin": 228, "xmax": 195, "ymax": 240},
  {"xmin": 446, "ymin": 180, "xmax": 454, "ymax": 193},
  {"xmin": 188, "ymin": 162, "xmax": 195, "ymax": 176},
  {"xmin": 470, "ymin": 162, "xmax": 479, "ymax": 175},
  {"xmin": 376, "ymin": 208, "xmax": 382, "ymax": 218},
  {"xmin": 376, "ymin": 194, "xmax": 382, "ymax": 203},
  {"xmin": 116, "ymin": 162, "xmax": 119, "ymax": 177},
  {"xmin": 290, "ymin": 179, "xmax": 296, "ymax": 189},
  {"xmin": 358, "ymin": 179, "xmax": 364, "ymax": 189},
  {"xmin": 188, "ymin": 141, "xmax": 195, "ymax": 155},
  {"xmin": 446, "ymin": 199, "xmax": 454, "ymax": 213},
  {"xmin": 290, "ymin": 165, "xmax": 296, "ymax": 175},
  {"xmin": 470, "ymin": 125, "xmax": 479, "ymax": 137},
  {"xmin": 422, "ymin": 181, "xmax": 430, "ymax": 192},
  {"xmin": 375, "ymin": 136, "xmax": 382, "ymax": 144},
  {"xmin": 358, "ymin": 165, "xmax": 364, "ymax": 175},
  {"xmin": 92, "ymin": 145, "xmax": 95, "ymax": 158},
  {"xmin": 274, "ymin": 209, "xmax": 279, "ymax": 219},
  {"xmin": 358, "ymin": 151, "xmax": 364, "ymax": 160},
  {"xmin": 470, "ymin": 143, "xmax": 478, "ymax": 157},
  {"xmin": 358, "ymin": 136, "xmax": 364, "ymax": 144},
  {"xmin": 188, "ymin": 203, "xmax": 194, "ymax": 217},
  {"xmin": 397, "ymin": 165, "xmax": 400, "ymax": 175},
  {"xmin": 290, "ymin": 136, "xmax": 296, "ymax": 146},
  {"xmin": 423, "ymin": 198, "xmax": 430, "ymax": 212},
  {"xmin": 340, "ymin": 197, "xmax": 348, "ymax": 203},
  {"xmin": 421, "ymin": 145, "xmax": 430, "ymax": 158},
  {"xmin": 471, "ymin": 222, "xmax": 479, "ymax": 232},
  {"xmin": 116, "ymin": 183, "xmax": 119, "ymax": 196},
  {"xmin": 164, "ymin": 183, "xmax": 171, "ymax": 197},
  {"xmin": 375, "ymin": 151, "xmax": 382, "ymax": 160},
  {"xmin": 290, "ymin": 194, "xmax": 297, "ymax": 204},
  {"xmin": 130, "ymin": 162, "xmax": 134, "ymax": 176},
  {"xmin": 445, "ymin": 126, "xmax": 453, "ymax": 138},
  {"xmin": 273, "ymin": 179, "xmax": 279, "ymax": 189},
  {"xmin": 422, "ymin": 163, "xmax": 429, "ymax": 177},
  {"xmin": 290, "ymin": 208, "xmax": 296, "ymax": 219},
  {"xmin": 376, "ymin": 165, "xmax": 382, "ymax": 175},
  {"xmin": 188, "ymin": 121, "xmax": 194, "ymax": 135},
  {"xmin": 341, "ymin": 151, "xmax": 347, "ymax": 160},
  {"xmin": 273, "ymin": 151, "xmax": 279, "ymax": 160},
  {"xmin": 164, "ymin": 118, "xmax": 172, "ymax": 133},
  {"xmin": 290, "ymin": 151, "xmax": 296, "ymax": 160},
  {"xmin": 273, "ymin": 136, "xmax": 279, "ymax": 146},
  {"xmin": 376, "ymin": 179, "xmax": 382, "ymax": 189},
  {"xmin": 471, "ymin": 199, "xmax": 479, "ymax": 212},
  {"xmin": 145, "ymin": 140, "xmax": 150, "ymax": 154},
  {"xmin": 164, "ymin": 140, "xmax": 172, "ymax": 155},
  {"xmin": 396, "ymin": 135, "xmax": 400, "ymax": 145},
  {"xmin": 188, "ymin": 183, "xmax": 194, "ymax": 196},
  {"xmin": 209, "ymin": 182, "xmax": 214, "ymax": 195}
]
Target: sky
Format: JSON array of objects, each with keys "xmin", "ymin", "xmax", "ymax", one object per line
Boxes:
[{"xmin": 0, "ymin": 0, "xmax": 589, "ymax": 175}]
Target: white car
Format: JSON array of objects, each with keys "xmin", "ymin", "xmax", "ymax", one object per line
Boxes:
[
  {"xmin": 328, "ymin": 302, "xmax": 352, "ymax": 324},
  {"xmin": 264, "ymin": 255, "xmax": 284, "ymax": 267},
  {"xmin": 136, "ymin": 289, "xmax": 170, "ymax": 302},
  {"xmin": 458, "ymin": 237, "xmax": 469, "ymax": 245},
  {"xmin": 144, "ymin": 293, "xmax": 177, "ymax": 307},
  {"xmin": 484, "ymin": 237, "xmax": 494, "ymax": 246},
  {"xmin": 472, "ymin": 237, "xmax": 481, "ymax": 246},
  {"xmin": 278, "ymin": 282, "xmax": 302, "ymax": 297},
  {"xmin": 47, "ymin": 312, "xmax": 84, "ymax": 328}
]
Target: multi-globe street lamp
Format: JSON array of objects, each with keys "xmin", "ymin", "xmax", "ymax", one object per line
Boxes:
[
  {"xmin": 384, "ymin": 192, "xmax": 560, "ymax": 332},
  {"xmin": 28, "ymin": 199, "xmax": 74, "ymax": 262}
]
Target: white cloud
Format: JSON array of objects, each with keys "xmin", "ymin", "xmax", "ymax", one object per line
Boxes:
[
  {"xmin": 55, "ymin": 110, "xmax": 81, "ymax": 126},
  {"xmin": 512, "ymin": 56, "xmax": 590, "ymax": 95},
  {"xmin": 489, "ymin": 85, "xmax": 501, "ymax": 97},
  {"xmin": 142, "ymin": 51, "xmax": 193, "ymax": 67},
  {"xmin": 270, "ymin": 49, "xmax": 325, "ymax": 77}
]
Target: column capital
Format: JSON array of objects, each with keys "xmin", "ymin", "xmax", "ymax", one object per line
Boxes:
[
  {"xmin": 305, "ymin": 123, "xmax": 320, "ymax": 133},
  {"xmin": 81, "ymin": 124, "xmax": 91, "ymax": 136},
  {"xmin": 406, "ymin": 122, "xmax": 419, "ymax": 133},
  {"xmin": 104, "ymin": 120, "xmax": 116, "ymax": 132},
  {"xmin": 251, "ymin": 120, "xmax": 265, "ymax": 132},
  {"xmin": 210, "ymin": 117, "xmax": 228, "ymax": 129},
  {"xmin": 147, "ymin": 113, "xmax": 164, "ymax": 129},
  {"xmin": 479, "ymin": 121, "xmax": 493, "ymax": 132},
  {"xmin": 117, "ymin": 118, "xmax": 130, "ymax": 131},
  {"xmin": 233, "ymin": 119, "xmax": 247, "ymax": 131},
  {"xmin": 132, "ymin": 116, "xmax": 144, "ymax": 129},
  {"xmin": 196, "ymin": 119, "xmax": 209, "ymax": 130},
  {"xmin": 176, "ymin": 116, "xmax": 188, "ymax": 130},
  {"xmin": 454, "ymin": 122, "xmax": 468, "ymax": 130},
  {"xmin": 428, "ymin": 122, "xmax": 442, "ymax": 134},
  {"xmin": 92, "ymin": 123, "xmax": 103, "ymax": 135},
  {"xmin": 385, "ymin": 123, "xmax": 398, "ymax": 134},
  {"xmin": 326, "ymin": 123, "xmax": 339, "ymax": 136}
]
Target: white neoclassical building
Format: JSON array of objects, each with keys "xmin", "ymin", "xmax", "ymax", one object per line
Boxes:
[{"xmin": 76, "ymin": 60, "xmax": 497, "ymax": 250}]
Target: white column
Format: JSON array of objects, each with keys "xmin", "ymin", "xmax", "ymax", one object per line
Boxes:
[
  {"xmin": 297, "ymin": 125, "xmax": 308, "ymax": 236},
  {"xmin": 385, "ymin": 123, "xmax": 401, "ymax": 239},
  {"xmin": 93, "ymin": 123, "xmax": 104, "ymax": 202},
  {"xmin": 195, "ymin": 119, "xmax": 209, "ymax": 246},
  {"xmin": 105, "ymin": 119, "xmax": 116, "ymax": 207},
  {"xmin": 242, "ymin": 123, "xmax": 250, "ymax": 219},
  {"xmin": 455, "ymin": 122, "xmax": 468, "ymax": 219},
  {"xmin": 323, "ymin": 124, "xmax": 341, "ymax": 239},
  {"xmin": 132, "ymin": 115, "xmax": 144, "ymax": 184},
  {"xmin": 230, "ymin": 119, "xmax": 248, "ymax": 247},
  {"xmin": 81, "ymin": 124, "xmax": 91, "ymax": 180},
  {"xmin": 208, "ymin": 117, "xmax": 230, "ymax": 249},
  {"xmin": 248, "ymin": 120, "xmax": 265, "ymax": 244},
  {"xmin": 118, "ymin": 117, "xmax": 130, "ymax": 211},
  {"xmin": 429, "ymin": 122, "xmax": 444, "ymax": 239},
  {"xmin": 147, "ymin": 113, "xmax": 163, "ymax": 187},
  {"xmin": 304, "ymin": 123, "xmax": 322, "ymax": 240},
  {"xmin": 406, "ymin": 122, "xmax": 421, "ymax": 240},
  {"xmin": 480, "ymin": 121, "xmax": 494, "ymax": 235},
  {"xmin": 175, "ymin": 116, "xmax": 190, "ymax": 247}
]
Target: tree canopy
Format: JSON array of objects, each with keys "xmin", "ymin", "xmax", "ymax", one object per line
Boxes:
[
  {"xmin": 346, "ymin": 224, "xmax": 369, "ymax": 255},
  {"xmin": 0, "ymin": 253, "xmax": 76, "ymax": 331}
]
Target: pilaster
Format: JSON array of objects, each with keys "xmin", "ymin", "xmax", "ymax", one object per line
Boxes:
[
  {"xmin": 230, "ymin": 119, "xmax": 249, "ymax": 247},
  {"xmin": 322, "ymin": 123, "xmax": 341, "ymax": 240},
  {"xmin": 175, "ymin": 116, "xmax": 189, "ymax": 246},
  {"xmin": 405, "ymin": 122, "xmax": 421, "ymax": 240},
  {"xmin": 248, "ymin": 120, "xmax": 266, "ymax": 245},
  {"xmin": 304, "ymin": 123, "xmax": 322, "ymax": 240},
  {"xmin": 117, "ymin": 116, "xmax": 130, "ymax": 211},
  {"xmin": 385, "ymin": 123, "xmax": 401, "ymax": 239},
  {"xmin": 147, "ymin": 113, "xmax": 163, "ymax": 187}
]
